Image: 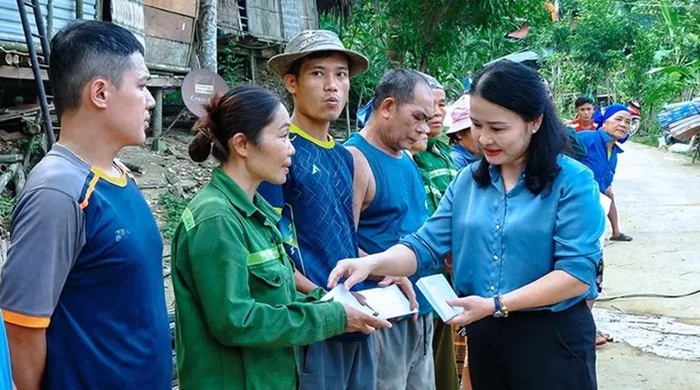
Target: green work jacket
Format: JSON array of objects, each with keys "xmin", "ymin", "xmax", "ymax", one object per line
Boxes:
[
  {"xmin": 413, "ymin": 137, "xmax": 458, "ymax": 214},
  {"xmin": 171, "ymin": 167, "xmax": 346, "ymax": 390}
]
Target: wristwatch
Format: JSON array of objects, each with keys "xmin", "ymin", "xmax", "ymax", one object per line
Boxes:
[{"xmin": 492, "ymin": 295, "xmax": 509, "ymax": 318}]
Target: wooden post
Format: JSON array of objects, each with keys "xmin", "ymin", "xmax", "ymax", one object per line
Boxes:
[
  {"xmin": 47, "ymin": 0, "xmax": 53, "ymax": 41},
  {"xmin": 152, "ymin": 87, "xmax": 163, "ymax": 138},
  {"xmin": 76, "ymin": 0, "xmax": 84, "ymax": 19},
  {"xmin": 13, "ymin": 163, "xmax": 26, "ymax": 194},
  {"xmin": 197, "ymin": 0, "xmax": 218, "ymax": 72},
  {"xmin": 249, "ymin": 52, "xmax": 256, "ymax": 84},
  {"xmin": 0, "ymin": 163, "xmax": 20, "ymax": 194},
  {"xmin": 345, "ymin": 103, "xmax": 351, "ymax": 140},
  {"xmin": 0, "ymin": 155, "xmax": 23, "ymax": 164},
  {"xmin": 0, "ymin": 226, "xmax": 6, "ymax": 268}
]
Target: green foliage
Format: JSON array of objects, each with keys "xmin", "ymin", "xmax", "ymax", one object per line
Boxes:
[
  {"xmin": 218, "ymin": 41, "xmax": 250, "ymax": 87},
  {"xmin": 322, "ymin": 0, "xmax": 700, "ymax": 138},
  {"xmin": 636, "ymin": 133, "xmax": 661, "ymax": 147},
  {"xmin": 164, "ymin": 89, "xmax": 183, "ymax": 105},
  {"xmin": 0, "ymin": 197, "xmax": 15, "ymax": 225},
  {"xmin": 321, "ymin": 0, "xmax": 549, "ymax": 109},
  {"xmin": 531, "ymin": 0, "xmax": 700, "ymax": 137},
  {"xmin": 13, "ymin": 135, "xmax": 45, "ymax": 172},
  {"xmin": 158, "ymin": 192, "xmax": 192, "ymax": 241}
]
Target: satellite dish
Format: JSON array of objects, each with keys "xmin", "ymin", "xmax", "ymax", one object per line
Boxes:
[{"xmin": 181, "ymin": 69, "xmax": 229, "ymax": 117}]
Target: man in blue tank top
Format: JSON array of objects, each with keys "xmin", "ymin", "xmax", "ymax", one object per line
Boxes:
[
  {"xmin": 345, "ymin": 69, "xmax": 437, "ymax": 390},
  {"xmin": 258, "ymin": 30, "xmax": 381, "ymax": 389}
]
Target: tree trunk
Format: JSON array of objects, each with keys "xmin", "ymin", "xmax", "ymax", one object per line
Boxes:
[
  {"xmin": 385, "ymin": 15, "xmax": 402, "ymax": 68},
  {"xmin": 0, "ymin": 231, "xmax": 6, "ymax": 269},
  {"xmin": 197, "ymin": 0, "xmax": 218, "ymax": 72}
]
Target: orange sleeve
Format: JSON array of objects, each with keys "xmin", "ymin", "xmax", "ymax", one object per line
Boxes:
[{"xmin": 2, "ymin": 309, "xmax": 50, "ymax": 329}]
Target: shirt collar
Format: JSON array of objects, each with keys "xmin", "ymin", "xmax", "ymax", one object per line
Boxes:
[
  {"xmin": 424, "ymin": 137, "xmax": 439, "ymax": 156},
  {"xmin": 487, "ymin": 164, "xmax": 525, "ymax": 188},
  {"xmin": 572, "ymin": 118, "xmax": 597, "ymax": 130},
  {"xmin": 598, "ymin": 130, "xmax": 625, "ymax": 154},
  {"xmin": 290, "ymin": 123, "xmax": 335, "ymax": 149},
  {"xmin": 209, "ymin": 167, "xmax": 281, "ymax": 222},
  {"xmin": 454, "ymin": 143, "xmax": 475, "ymax": 160},
  {"xmin": 598, "ymin": 129, "xmax": 614, "ymax": 143}
]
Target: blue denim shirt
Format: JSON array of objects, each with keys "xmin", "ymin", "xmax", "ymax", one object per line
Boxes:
[
  {"xmin": 450, "ymin": 144, "xmax": 478, "ymax": 171},
  {"xmin": 577, "ymin": 129, "xmax": 623, "ymax": 193},
  {"xmin": 400, "ymin": 155, "xmax": 605, "ymax": 312}
]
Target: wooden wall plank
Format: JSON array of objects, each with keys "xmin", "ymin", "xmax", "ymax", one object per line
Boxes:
[
  {"xmin": 144, "ymin": 0, "xmax": 197, "ymax": 17},
  {"xmin": 300, "ymin": 0, "xmax": 317, "ymax": 30},
  {"xmin": 111, "ymin": 0, "xmax": 146, "ymax": 46},
  {"xmin": 0, "ymin": 65, "xmax": 48, "ymax": 81},
  {"xmin": 280, "ymin": 0, "xmax": 302, "ymax": 41},
  {"xmin": 144, "ymin": 36, "xmax": 190, "ymax": 68},
  {"xmin": 144, "ymin": 6, "xmax": 194, "ymax": 43},
  {"xmin": 247, "ymin": 7, "xmax": 282, "ymax": 40},
  {"xmin": 218, "ymin": 0, "xmax": 242, "ymax": 33}
]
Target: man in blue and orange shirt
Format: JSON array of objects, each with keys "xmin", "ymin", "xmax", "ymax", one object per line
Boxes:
[{"xmin": 0, "ymin": 21, "xmax": 171, "ymax": 390}]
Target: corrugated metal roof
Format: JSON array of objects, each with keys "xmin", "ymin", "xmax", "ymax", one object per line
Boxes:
[{"xmin": 0, "ymin": 0, "xmax": 96, "ymax": 46}]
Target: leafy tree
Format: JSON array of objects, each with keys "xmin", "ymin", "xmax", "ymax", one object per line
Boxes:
[
  {"xmin": 321, "ymin": 0, "xmax": 700, "ymax": 137},
  {"xmin": 531, "ymin": 0, "xmax": 700, "ymax": 132},
  {"xmin": 320, "ymin": 0, "xmax": 550, "ymax": 108}
]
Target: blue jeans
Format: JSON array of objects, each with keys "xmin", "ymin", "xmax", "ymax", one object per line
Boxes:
[{"xmin": 298, "ymin": 335, "xmax": 376, "ymax": 390}]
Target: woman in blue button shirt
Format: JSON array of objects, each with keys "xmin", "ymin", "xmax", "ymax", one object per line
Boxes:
[{"xmin": 328, "ymin": 60, "xmax": 605, "ymax": 390}]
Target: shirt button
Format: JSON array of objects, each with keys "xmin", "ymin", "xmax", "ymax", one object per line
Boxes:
[
  {"xmin": 496, "ymin": 224, "xmax": 501, "ymax": 230},
  {"xmin": 490, "ymin": 286, "xmax": 495, "ymax": 291},
  {"xmin": 493, "ymin": 255, "xmax": 499, "ymax": 261}
]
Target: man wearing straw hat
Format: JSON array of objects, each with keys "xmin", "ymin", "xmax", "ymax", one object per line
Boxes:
[{"xmin": 260, "ymin": 30, "xmax": 416, "ymax": 389}]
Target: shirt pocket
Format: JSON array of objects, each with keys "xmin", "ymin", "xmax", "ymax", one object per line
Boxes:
[{"xmin": 247, "ymin": 247, "xmax": 292, "ymax": 305}]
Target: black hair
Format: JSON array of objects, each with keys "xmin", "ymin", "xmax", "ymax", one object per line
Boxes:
[
  {"xmin": 287, "ymin": 50, "xmax": 350, "ymax": 77},
  {"xmin": 575, "ymin": 96, "xmax": 594, "ymax": 108},
  {"xmin": 447, "ymin": 129, "xmax": 469, "ymax": 145},
  {"xmin": 447, "ymin": 132, "xmax": 459, "ymax": 145},
  {"xmin": 371, "ymin": 69, "xmax": 430, "ymax": 111},
  {"xmin": 189, "ymin": 86, "xmax": 282, "ymax": 163},
  {"xmin": 471, "ymin": 60, "xmax": 567, "ymax": 195},
  {"xmin": 49, "ymin": 20, "xmax": 145, "ymax": 116}
]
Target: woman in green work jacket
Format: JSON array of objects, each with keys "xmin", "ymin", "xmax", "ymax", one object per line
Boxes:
[{"xmin": 170, "ymin": 85, "xmax": 390, "ymax": 390}]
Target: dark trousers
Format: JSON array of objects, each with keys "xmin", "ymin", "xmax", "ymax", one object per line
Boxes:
[
  {"xmin": 432, "ymin": 317, "xmax": 459, "ymax": 390},
  {"xmin": 465, "ymin": 301, "xmax": 596, "ymax": 390}
]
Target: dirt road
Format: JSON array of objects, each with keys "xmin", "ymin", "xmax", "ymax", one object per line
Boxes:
[{"xmin": 593, "ymin": 142, "xmax": 700, "ymax": 389}]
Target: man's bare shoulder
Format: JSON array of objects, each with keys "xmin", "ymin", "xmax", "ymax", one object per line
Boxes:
[
  {"xmin": 345, "ymin": 145, "xmax": 368, "ymax": 164},
  {"xmin": 346, "ymin": 146, "xmax": 373, "ymax": 178}
]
